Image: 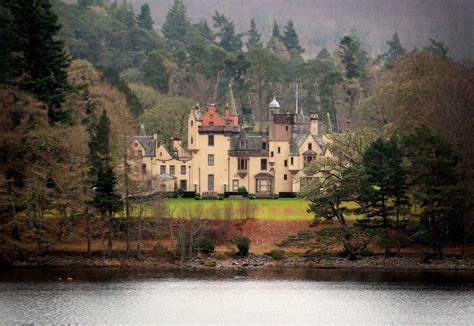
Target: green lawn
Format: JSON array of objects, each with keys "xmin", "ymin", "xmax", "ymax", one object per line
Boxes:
[{"xmin": 138, "ymin": 198, "xmax": 315, "ymax": 220}]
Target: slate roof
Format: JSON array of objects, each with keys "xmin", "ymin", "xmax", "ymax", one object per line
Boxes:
[
  {"xmin": 156, "ymin": 173, "xmax": 176, "ymax": 180},
  {"xmin": 127, "ymin": 135, "xmax": 156, "ymax": 157},
  {"xmin": 230, "ymin": 134, "xmax": 264, "ymax": 151},
  {"xmin": 290, "ymin": 134, "xmax": 324, "ymax": 155},
  {"xmin": 193, "ymin": 109, "xmax": 203, "ymax": 120}
]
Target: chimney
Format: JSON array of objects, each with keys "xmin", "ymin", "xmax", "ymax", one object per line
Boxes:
[
  {"xmin": 172, "ymin": 133, "xmax": 182, "ymax": 150},
  {"xmin": 153, "ymin": 131, "xmax": 158, "ymax": 140},
  {"xmin": 310, "ymin": 114, "xmax": 319, "ymax": 135}
]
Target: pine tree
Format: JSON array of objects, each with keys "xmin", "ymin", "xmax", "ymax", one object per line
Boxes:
[
  {"xmin": 271, "ymin": 20, "xmax": 282, "ymax": 40},
  {"xmin": 360, "ymin": 137, "xmax": 408, "ymax": 258},
  {"xmin": 161, "ymin": 0, "xmax": 190, "ymax": 46},
  {"xmin": 4, "ymin": 0, "xmax": 71, "ymax": 123},
  {"xmin": 338, "ymin": 35, "xmax": 361, "ymax": 79},
  {"xmin": 425, "ymin": 38, "xmax": 449, "ymax": 59},
  {"xmin": 402, "ymin": 126, "xmax": 467, "ymax": 259},
  {"xmin": 195, "ymin": 18, "xmax": 215, "ymax": 42},
  {"xmin": 378, "ymin": 31, "xmax": 405, "ymax": 69},
  {"xmin": 138, "ymin": 3, "xmax": 153, "ymax": 30},
  {"xmin": 212, "ymin": 11, "xmax": 243, "ymax": 53},
  {"xmin": 246, "ymin": 18, "xmax": 262, "ymax": 49},
  {"xmin": 282, "ymin": 19, "xmax": 304, "ymax": 54},
  {"xmin": 88, "ymin": 110, "xmax": 122, "ymax": 257},
  {"xmin": 317, "ymin": 48, "xmax": 330, "ymax": 59}
]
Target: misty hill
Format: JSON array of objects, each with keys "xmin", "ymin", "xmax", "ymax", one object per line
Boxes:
[{"xmin": 123, "ymin": 0, "xmax": 473, "ymax": 59}]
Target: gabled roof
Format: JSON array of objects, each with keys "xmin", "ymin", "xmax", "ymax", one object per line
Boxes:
[
  {"xmin": 127, "ymin": 135, "xmax": 156, "ymax": 157},
  {"xmin": 290, "ymin": 134, "xmax": 324, "ymax": 155}
]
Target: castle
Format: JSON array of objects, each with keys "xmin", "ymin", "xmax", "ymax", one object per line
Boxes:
[{"xmin": 127, "ymin": 85, "xmax": 331, "ymax": 197}]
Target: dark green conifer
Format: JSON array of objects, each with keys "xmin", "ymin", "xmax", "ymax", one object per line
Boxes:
[
  {"xmin": 4, "ymin": 0, "xmax": 71, "ymax": 122},
  {"xmin": 282, "ymin": 19, "xmax": 304, "ymax": 54},
  {"xmin": 138, "ymin": 3, "xmax": 154, "ymax": 30},
  {"xmin": 212, "ymin": 11, "xmax": 243, "ymax": 52},
  {"xmin": 246, "ymin": 18, "xmax": 262, "ymax": 49}
]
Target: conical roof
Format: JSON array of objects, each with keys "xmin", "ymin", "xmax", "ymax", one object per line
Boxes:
[{"xmin": 226, "ymin": 83, "xmax": 238, "ymax": 115}]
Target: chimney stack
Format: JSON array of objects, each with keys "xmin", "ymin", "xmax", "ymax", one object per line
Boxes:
[{"xmin": 310, "ymin": 114, "xmax": 319, "ymax": 135}]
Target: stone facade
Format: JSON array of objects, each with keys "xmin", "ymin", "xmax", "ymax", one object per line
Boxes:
[{"xmin": 127, "ymin": 97, "xmax": 331, "ymax": 197}]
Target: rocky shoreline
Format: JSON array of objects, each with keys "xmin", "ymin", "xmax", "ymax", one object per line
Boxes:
[{"xmin": 6, "ymin": 254, "xmax": 474, "ymax": 271}]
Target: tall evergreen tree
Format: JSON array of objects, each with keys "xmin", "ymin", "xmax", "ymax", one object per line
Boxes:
[
  {"xmin": 271, "ymin": 20, "xmax": 282, "ymax": 40},
  {"xmin": 425, "ymin": 38, "xmax": 449, "ymax": 59},
  {"xmin": 212, "ymin": 11, "xmax": 243, "ymax": 52},
  {"xmin": 360, "ymin": 137, "xmax": 408, "ymax": 258},
  {"xmin": 88, "ymin": 110, "xmax": 122, "ymax": 257},
  {"xmin": 378, "ymin": 31, "xmax": 405, "ymax": 69},
  {"xmin": 161, "ymin": 0, "xmax": 189, "ymax": 46},
  {"xmin": 246, "ymin": 18, "xmax": 262, "ymax": 49},
  {"xmin": 402, "ymin": 126, "xmax": 467, "ymax": 259},
  {"xmin": 195, "ymin": 18, "xmax": 215, "ymax": 42},
  {"xmin": 282, "ymin": 19, "xmax": 304, "ymax": 54},
  {"xmin": 3, "ymin": 0, "xmax": 71, "ymax": 123},
  {"xmin": 338, "ymin": 35, "xmax": 361, "ymax": 79},
  {"xmin": 138, "ymin": 3, "xmax": 153, "ymax": 30}
]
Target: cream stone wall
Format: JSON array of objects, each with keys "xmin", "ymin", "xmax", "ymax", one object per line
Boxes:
[
  {"xmin": 129, "ymin": 103, "xmax": 331, "ymax": 196},
  {"xmin": 190, "ymin": 132, "xmax": 231, "ymax": 193}
]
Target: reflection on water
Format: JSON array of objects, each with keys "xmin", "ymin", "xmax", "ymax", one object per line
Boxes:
[{"xmin": 0, "ymin": 268, "xmax": 473, "ymax": 324}]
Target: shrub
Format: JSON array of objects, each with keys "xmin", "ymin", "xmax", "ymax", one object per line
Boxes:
[
  {"xmin": 248, "ymin": 193, "xmax": 256, "ymax": 199},
  {"xmin": 272, "ymin": 193, "xmax": 279, "ymax": 199},
  {"xmin": 267, "ymin": 249, "xmax": 285, "ymax": 260},
  {"xmin": 153, "ymin": 243, "xmax": 173, "ymax": 257},
  {"xmin": 237, "ymin": 186, "xmax": 247, "ymax": 193},
  {"xmin": 234, "ymin": 235, "xmax": 251, "ymax": 256},
  {"xmin": 196, "ymin": 238, "xmax": 215, "ymax": 255},
  {"xmin": 195, "ymin": 193, "xmax": 201, "ymax": 200},
  {"xmin": 218, "ymin": 193, "xmax": 224, "ymax": 200}
]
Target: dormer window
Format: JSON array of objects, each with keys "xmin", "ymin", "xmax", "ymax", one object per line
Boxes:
[
  {"xmin": 239, "ymin": 141, "xmax": 247, "ymax": 150},
  {"xmin": 209, "ymin": 122, "xmax": 214, "ymax": 127},
  {"xmin": 261, "ymin": 141, "xmax": 267, "ymax": 150},
  {"xmin": 191, "ymin": 120, "xmax": 193, "ymax": 127},
  {"xmin": 308, "ymin": 143, "xmax": 312, "ymax": 150}
]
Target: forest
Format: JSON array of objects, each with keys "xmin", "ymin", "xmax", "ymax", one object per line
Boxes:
[{"xmin": 0, "ymin": 0, "xmax": 473, "ymax": 264}]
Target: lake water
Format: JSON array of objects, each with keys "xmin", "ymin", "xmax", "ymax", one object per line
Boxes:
[{"xmin": 1, "ymin": 268, "xmax": 473, "ymax": 324}]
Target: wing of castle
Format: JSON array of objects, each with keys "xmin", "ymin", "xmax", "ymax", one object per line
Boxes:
[{"xmin": 126, "ymin": 90, "xmax": 331, "ymax": 197}]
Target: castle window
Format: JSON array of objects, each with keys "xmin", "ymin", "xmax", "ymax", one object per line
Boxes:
[
  {"xmin": 141, "ymin": 164, "xmax": 146, "ymax": 174},
  {"xmin": 291, "ymin": 157, "xmax": 294, "ymax": 165},
  {"xmin": 209, "ymin": 122, "xmax": 214, "ymax": 127},
  {"xmin": 261, "ymin": 141, "xmax": 267, "ymax": 150},
  {"xmin": 208, "ymin": 174, "xmax": 215, "ymax": 191},
  {"xmin": 191, "ymin": 120, "xmax": 193, "ymax": 127},
  {"xmin": 208, "ymin": 154, "xmax": 214, "ymax": 166},
  {"xmin": 232, "ymin": 180, "xmax": 239, "ymax": 191},
  {"xmin": 238, "ymin": 158, "xmax": 248, "ymax": 171},
  {"xmin": 170, "ymin": 165, "xmax": 175, "ymax": 175},
  {"xmin": 180, "ymin": 180, "xmax": 187, "ymax": 191},
  {"xmin": 278, "ymin": 147, "xmax": 281, "ymax": 154},
  {"xmin": 285, "ymin": 125, "xmax": 289, "ymax": 132},
  {"xmin": 208, "ymin": 135, "xmax": 214, "ymax": 146},
  {"xmin": 191, "ymin": 137, "xmax": 193, "ymax": 144},
  {"xmin": 284, "ymin": 160, "xmax": 288, "ymax": 167},
  {"xmin": 308, "ymin": 143, "xmax": 312, "ymax": 150},
  {"xmin": 284, "ymin": 174, "xmax": 287, "ymax": 180},
  {"xmin": 271, "ymin": 151, "xmax": 274, "ymax": 157},
  {"xmin": 181, "ymin": 165, "xmax": 186, "ymax": 175},
  {"xmin": 260, "ymin": 159, "xmax": 267, "ymax": 171},
  {"xmin": 160, "ymin": 165, "xmax": 166, "ymax": 174}
]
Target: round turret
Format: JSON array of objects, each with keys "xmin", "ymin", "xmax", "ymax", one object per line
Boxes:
[{"xmin": 269, "ymin": 97, "xmax": 280, "ymax": 108}]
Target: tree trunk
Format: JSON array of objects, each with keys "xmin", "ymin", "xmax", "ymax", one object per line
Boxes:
[
  {"xmin": 107, "ymin": 211, "xmax": 113, "ymax": 257},
  {"xmin": 123, "ymin": 133, "xmax": 131, "ymax": 256},
  {"xmin": 396, "ymin": 206, "xmax": 401, "ymax": 258},
  {"xmin": 136, "ymin": 203, "xmax": 143, "ymax": 258},
  {"xmin": 86, "ymin": 206, "xmax": 92, "ymax": 257}
]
